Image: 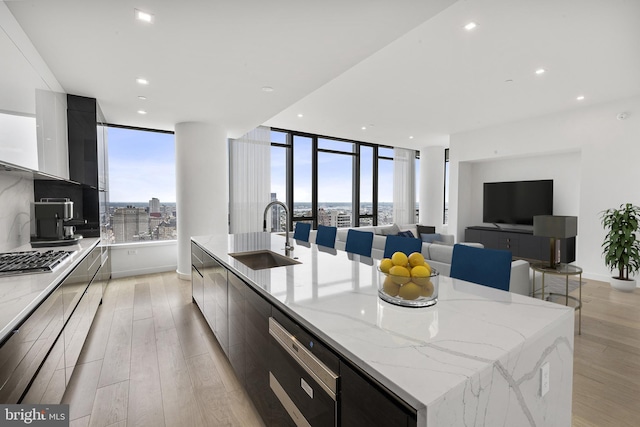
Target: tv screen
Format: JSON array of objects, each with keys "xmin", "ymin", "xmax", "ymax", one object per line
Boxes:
[{"xmin": 483, "ymin": 180, "xmax": 553, "ymax": 225}]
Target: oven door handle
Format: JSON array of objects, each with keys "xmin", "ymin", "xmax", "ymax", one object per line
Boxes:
[{"xmin": 269, "ymin": 317, "xmax": 338, "ymax": 400}]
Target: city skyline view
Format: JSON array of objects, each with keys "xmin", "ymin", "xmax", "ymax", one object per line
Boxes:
[{"xmin": 107, "ymin": 126, "xmax": 176, "ymax": 202}]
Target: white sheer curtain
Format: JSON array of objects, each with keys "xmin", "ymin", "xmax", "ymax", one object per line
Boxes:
[
  {"xmin": 229, "ymin": 126, "xmax": 271, "ymax": 233},
  {"xmin": 393, "ymin": 147, "xmax": 416, "ymax": 225}
]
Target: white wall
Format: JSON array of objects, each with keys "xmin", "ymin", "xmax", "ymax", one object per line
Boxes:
[
  {"xmin": 110, "ymin": 241, "xmax": 177, "ymax": 279},
  {"xmin": 419, "ymin": 145, "xmax": 447, "ymax": 231},
  {"xmin": 448, "ymin": 95, "xmax": 640, "ymax": 281},
  {"xmin": 465, "ymin": 151, "xmax": 581, "ymax": 227}
]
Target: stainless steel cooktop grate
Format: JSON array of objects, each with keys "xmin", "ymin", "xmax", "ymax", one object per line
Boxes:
[{"xmin": 0, "ymin": 250, "xmax": 74, "ymax": 277}]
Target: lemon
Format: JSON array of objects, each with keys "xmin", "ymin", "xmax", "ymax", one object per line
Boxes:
[
  {"xmin": 422, "ymin": 261, "xmax": 432, "ymax": 276},
  {"xmin": 389, "ymin": 265, "xmax": 411, "ymax": 285},
  {"xmin": 382, "ymin": 276, "xmax": 401, "ymax": 296},
  {"xmin": 398, "ymin": 282, "xmax": 422, "ymax": 300},
  {"xmin": 420, "ymin": 280, "xmax": 435, "ymax": 297},
  {"xmin": 408, "ymin": 252, "xmax": 425, "ymax": 268},
  {"xmin": 410, "ymin": 265, "xmax": 431, "ymax": 286},
  {"xmin": 391, "ymin": 251, "xmax": 409, "ymax": 267},
  {"xmin": 379, "ymin": 258, "xmax": 393, "ymax": 273}
]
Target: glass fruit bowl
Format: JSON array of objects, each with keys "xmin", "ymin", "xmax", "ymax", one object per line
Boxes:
[{"xmin": 378, "ymin": 267, "xmax": 439, "ymax": 308}]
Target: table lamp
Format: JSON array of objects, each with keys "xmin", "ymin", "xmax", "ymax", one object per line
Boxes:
[{"xmin": 533, "ymin": 215, "xmax": 578, "ymax": 268}]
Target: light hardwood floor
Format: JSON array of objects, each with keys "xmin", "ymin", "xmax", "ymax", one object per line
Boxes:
[
  {"xmin": 62, "ymin": 273, "xmax": 265, "ymax": 427},
  {"xmin": 571, "ymin": 278, "xmax": 640, "ymax": 426},
  {"xmin": 61, "ymin": 272, "xmax": 640, "ymax": 426}
]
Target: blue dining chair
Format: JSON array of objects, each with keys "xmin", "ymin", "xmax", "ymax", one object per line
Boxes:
[
  {"xmin": 345, "ymin": 229, "xmax": 374, "ymax": 257},
  {"xmin": 293, "ymin": 222, "xmax": 311, "ymax": 242},
  {"xmin": 383, "ymin": 234, "xmax": 423, "ymax": 259},
  {"xmin": 450, "ymin": 244, "xmax": 512, "ymax": 291},
  {"xmin": 315, "ymin": 225, "xmax": 337, "ymax": 248}
]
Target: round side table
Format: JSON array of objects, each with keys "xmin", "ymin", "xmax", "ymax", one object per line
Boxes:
[{"xmin": 530, "ymin": 262, "xmax": 582, "ymax": 334}]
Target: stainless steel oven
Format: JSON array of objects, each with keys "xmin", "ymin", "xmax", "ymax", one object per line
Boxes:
[{"xmin": 269, "ymin": 316, "xmax": 339, "ymax": 427}]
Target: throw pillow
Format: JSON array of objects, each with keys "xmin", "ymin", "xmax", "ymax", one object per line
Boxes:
[
  {"xmin": 376, "ymin": 223, "xmax": 401, "ymax": 236},
  {"xmin": 396, "ymin": 230, "xmax": 415, "ymax": 238},
  {"xmin": 420, "ymin": 233, "xmax": 442, "ymax": 243},
  {"xmin": 417, "ymin": 225, "xmax": 436, "ymax": 236}
]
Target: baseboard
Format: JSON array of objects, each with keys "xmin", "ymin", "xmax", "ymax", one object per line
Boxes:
[{"xmin": 111, "ymin": 264, "xmax": 177, "ymax": 279}]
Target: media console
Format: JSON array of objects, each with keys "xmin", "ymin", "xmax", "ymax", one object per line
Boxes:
[{"xmin": 465, "ymin": 226, "xmax": 576, "ymax": 263}]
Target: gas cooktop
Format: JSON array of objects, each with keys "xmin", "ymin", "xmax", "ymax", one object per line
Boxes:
[{"xmin": 0, "ymin": 250, "xmax": 74, "ymax": 277}]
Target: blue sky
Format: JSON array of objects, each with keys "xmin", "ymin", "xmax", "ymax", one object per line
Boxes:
[
  {"xmin": 107, "ymin": 127, "xmax": 176, "ymax": 203},
  {"xmin": 270, "ymin": 134, "xmax": 399, "ymax": 203},
  {"xmin": 107, "ymin": 127, "xmax": 418, "ymax": 205}
]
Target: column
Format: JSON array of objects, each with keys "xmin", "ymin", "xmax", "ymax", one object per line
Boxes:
[
  {"xmin": 175, "ymin": 122, "xmax": 228, "ymax": 279},
  {"xmin": 419, "ymin": 146, "xmax": 446, "ymax": 230}
]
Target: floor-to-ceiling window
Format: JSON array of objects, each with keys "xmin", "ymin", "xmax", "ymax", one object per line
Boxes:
[
  {"xmin": 106, "ymin": 125, "xmax": 176, "ymax": 243},
  {"xmin": 317, "ymin": 138, "xmax": 354, "ymax": 227},
  {"xmin": 271, "ymin": 129, "xmax": 413, "ymax": 229},
  {"xmin": 377, "ymin": 147, "xmax": 394, "ymax": 225},
  {"xmin": 359, "ymin": 145, "xmax": 374, "ymax": 226},
  {"xmin": 269, "ymin": 130, "xmax": 288, "ymax": 231}
]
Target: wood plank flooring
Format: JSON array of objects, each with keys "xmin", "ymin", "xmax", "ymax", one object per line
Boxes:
[
  {"xmin": 61, "ymin": 271, "xmax": 640, "ymax": 426},
  {"xmin": 62, "ymin": 273, "xmax": 264, "ymax": 427},
  {"xmin": 570, "ymin": 278, "xmax": 640, "ymax": 426}
]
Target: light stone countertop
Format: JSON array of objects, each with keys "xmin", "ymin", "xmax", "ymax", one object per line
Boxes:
[
  {"xmin": 193, "ymin": 232, "xmax": 575, "ymax": 427},
  {"xmin": 192, "ymin": 233, "xmax": 574, "ymax": 426},
  {"xmin": 0, "ymin": 237, "xmax": 100, "ymax": 344}
]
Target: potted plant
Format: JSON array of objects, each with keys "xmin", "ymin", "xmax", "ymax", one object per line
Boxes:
[{"xmin": 601, "ymin": 203, "xmax": 640, "ymax": 292}]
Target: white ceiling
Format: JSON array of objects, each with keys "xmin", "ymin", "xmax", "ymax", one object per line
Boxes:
[{"xmin": 7, "ymin": 0, "xmax": 640, "ymax": 149}]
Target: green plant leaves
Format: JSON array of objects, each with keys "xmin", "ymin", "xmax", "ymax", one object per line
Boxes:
[{"xmin": 601, "ymin": 203, "xmax": 640, "ymax": 279}]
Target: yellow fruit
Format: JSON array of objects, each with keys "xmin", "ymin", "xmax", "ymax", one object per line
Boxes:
[
  {"xmin": 420, "ymin": 280, "xmax": 435, "ymax": 297},
  {"xmin": 391, "ymin": 252, "xmax": 408, "ymax": 267},
  {"xmin": 389, "ymin": 265, "xmax": 411, "ymax": 285},
  {"xmin": 398, "ymin": 282, "xmax": 422, "ymax": 300},
  {"xmin": 379, "ymin": 258, "xmax": 393, "ymax": 273},
  {"xmin": 411, "ymin": 265, "xmax": 431, "ymax": 286},
  {"xmin": 408, "ymin": 252, "xmax": 425, "ymax": 268},
  {"xmin": 422, "ymin": 262, "xmax": 432, "ymax": 276},
  {"xmin": 382, "ymin": 276, "xmax": 401, "ymax": 296}
]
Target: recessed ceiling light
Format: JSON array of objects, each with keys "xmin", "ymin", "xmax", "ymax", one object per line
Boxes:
[
  {"xmin": 136, "ymin": 78, "xmax": 149, "ymax": 85},
  {"xmin": 137, "ymin": 110, "xmax": 147, "ymax": 115},
  {"xmin": 576, "ymin": 95, "xmax": 585, "ymax": 101},
  {"xmin": 409, "ymin": 136, "xmax": 414, "ymax": 139},
  {"xmin": 464, "ymin": 22, "xmax": 477, "ymax": 31},
  {"xmin": 138, "ymin": 96, "xmax": 147, "ymax": 100},
  {"xmin": 261, "ymin": 86, "xmax": 274, "ymax": 92},
  {"xmin": 135, "ymin": 9, "xmax": 154, "ymax": 23},
  {"xmin": 297, "ymin": 113, "xmax": 303, "ymax": 118},
  {"xmin": 535, "ymin": 68, "xmax": 546, "ymax": 75},
  {"xmin": 361, "ymin": 126, "xmax": 367, "ymax": 130}
]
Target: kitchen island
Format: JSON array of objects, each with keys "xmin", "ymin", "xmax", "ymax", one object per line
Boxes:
[{"xmin": 192, "ymin": 232, "xmax": 574, "ymax": 426}]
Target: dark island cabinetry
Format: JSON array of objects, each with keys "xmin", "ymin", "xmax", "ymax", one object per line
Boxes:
[
  {"xmin": 191, "ymin": 241, "xmax": 418, "ymax": 427},
  {"xmin": 340, "ymin": 362, "xmax": 416, "ymax": 427},
  {"xmin": 465, "ymin": 226, "xmax": 576, "ymax": 263}
]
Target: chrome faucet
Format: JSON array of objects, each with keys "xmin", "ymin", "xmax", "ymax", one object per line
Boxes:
[{"xmin": 263, "ymin": 201, "xmax": 293, "ymax": 252}]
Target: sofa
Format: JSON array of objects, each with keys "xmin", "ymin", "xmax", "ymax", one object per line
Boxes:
[{"xmin": 308, "ymin": 223, "xmax": 531, "ymax": 297}]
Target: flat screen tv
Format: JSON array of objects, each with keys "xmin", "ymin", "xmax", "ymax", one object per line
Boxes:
[{"xmin": 483, "ymin": 180, "xmax": 553, "ymax": 225}]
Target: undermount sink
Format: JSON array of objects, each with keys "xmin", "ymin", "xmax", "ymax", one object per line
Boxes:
[{"xmin": 229, "ymin": 250, "xmax": 300, "ymax": 270}]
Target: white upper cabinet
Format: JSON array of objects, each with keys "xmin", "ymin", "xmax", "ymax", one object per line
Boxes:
[{"xmin": 0, "ymin": 3, "xmax": 68, "ymax": 179}]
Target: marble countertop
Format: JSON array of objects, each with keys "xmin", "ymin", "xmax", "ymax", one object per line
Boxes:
[
  {"xmin": 0, "ymin": 237, "xmax": 100, "ymax": 344},
  {"xmin": 192, "ymin": 233, "xmax": 575, "ymax": 426}
]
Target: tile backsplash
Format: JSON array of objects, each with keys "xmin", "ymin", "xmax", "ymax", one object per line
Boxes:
[{"xmin": 0, "ymin": 170, "xmax": 33, "ymax": 252}]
